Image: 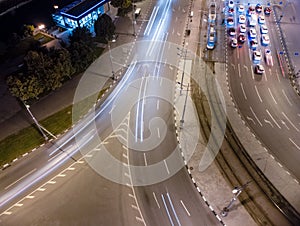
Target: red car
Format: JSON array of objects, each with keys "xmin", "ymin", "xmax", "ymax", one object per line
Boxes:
[{"xmin": 264, "ymin": 7, "xmax": 272, "ymax": 16}]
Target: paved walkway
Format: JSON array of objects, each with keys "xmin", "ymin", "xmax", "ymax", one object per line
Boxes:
[{"xmin": 0, "ymin": 0, "xmax": 299, "ymax": 225}]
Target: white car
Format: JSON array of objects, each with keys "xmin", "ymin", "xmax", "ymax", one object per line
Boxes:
[
  {"xmin": 231, "ymin": 38, "xmax": 238, "ymax": 48},
  {"xmin": 239, "ymin": 15, "xmax": 246, "ymax": 24},
  {"xmin": 228, "ymin": 0, "xmax": 234, "ymax": 8},
  {"xmin": 249, "ymin": 28, "xmax": 257, "ymax": 38},
  {"xmin": 265, "ymin": 49, "xmax": 273, "ymax": 66},
  {"xmin": 258, "ymin": 15, "xmax": 265, "ymax": 24},
  {"xmin": 253, "ymin": 50, "xmax": 262, "ymax": 61},
  {"xmin": 260, "ymin": 25, "xmax": 268, "ymax": 34},
  {"xmin": 261, "ymin": 34, "xmax": 270, "ymax": 45},
  {"xmin": 238, "ymin": 4, "xmax": 245, "ymax": 13},
  {"xmin": 240, "ymin": 24, "xmax": 246, "ymax": 33}
]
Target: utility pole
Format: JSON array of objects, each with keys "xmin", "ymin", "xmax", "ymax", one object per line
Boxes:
[
  {"xmin": 221, "ymin": 181, "xmax": 252, "ymax": 217},
  {"xmin": 180, "ymin": 49, "xmax": 188, "ymax": 95},
  {"xmin": 131, "ymin": 1, "xmax": 136, "ymax": 36},
  {"xmin": 180, "ymin": 83, "xmax": 189, "ymax": 129},
  {"xmin": 22, "ymin": 101, "xmax": 48, "ymax": 141},
  {"xmin": 108, "ymin": 42, "xmax": 115, "ymax": 80}
]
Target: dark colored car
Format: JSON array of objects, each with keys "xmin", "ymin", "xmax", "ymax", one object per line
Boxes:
[
  {"xmin": 238, "ymin": 34, "xmax": 246, "ymax": 43},
  {"xmin": 264, "ymin": 7, "xmax": 272, "ymax": 16},
  {"xmin": 255, "ymin": 4, "xmax": 262, "ymax": 13}
]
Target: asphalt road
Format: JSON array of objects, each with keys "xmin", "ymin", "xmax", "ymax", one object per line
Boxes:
[
  {"xmin": 226, "ymin": 0, "xmax": 300, "ymax": 180},
  {"xmin": 0, "ymin": 0, "xmax": 222, "ymax": 225}
]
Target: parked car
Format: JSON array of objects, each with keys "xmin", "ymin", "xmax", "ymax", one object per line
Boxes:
[
  {"xmin": 228, "ymin": 27, "xmax": 236, "ymax": 36},
  {"xmin": 265, "ymin": 49, "xmax": 273, "ymax": 66},
  {"xmin": 249, "ymin": 28, "xmax": 257, "ymax": 38},
  {"xmin": 255, "ymin": 4, "xmax": 262, "ymax": 13},
  {"xmin": 253, "ymin": 50, "xmax": 262, "ymax": 61},
  {"xmin": 258, "ymin": 15, "xmax": 265, "ymax": 24},
  {"xmin": 255, "ymin": 64, "xmax": 265, "ymax": 74},
  {"xmin": 231, "ymin": 38, "xmax": 238, "ymax": 48},
  {"xmin": 228, "ymin": 0, "xmax": 234, "ymax": 8},
  {"xmin": 264, "ymin": 7, "xmax": 272, "ymax": 16},
  {"xmin": 250, "ymin": 39, "xmax": 258, "ymax": 49},
  {"xmin": 261, "ymin": 34, "xmax": 270, "ymax": 45},
  {"xmin": 239, "ymin": 15, "xmax": 246, "ymax": 24},
  {"xmin": 248, "ymin": 6, "xmax": 255, "ymax": 15},
  {"xmin": 228, "ymin": 7, "xmax": 234, "ymax": 15},
  {"xmin": 238, "ymin": 34, "xmax": 246, "ymax": 43},
  {"xmin": 260, "ymin": 25, "xmax": 268, "ymax": 34},
  {"xmin": 238, "ymin": 4, "xmax": 245, "ymax": 13},
  {"xmin": 239, "ymin": 24, "xmax": 247, "ymax": 33},
  {"xmin": 227, "ymin": 17, "xmax": 234, "ymax": 26}
]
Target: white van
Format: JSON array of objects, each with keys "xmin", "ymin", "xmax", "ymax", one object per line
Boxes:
[
  {"xmin": 135, "ymin": 8, "xmax": 141, "ymax": 18},
  {"xmin": 249, "ymin": 14, "xmax": 257, "ymax": 26}
]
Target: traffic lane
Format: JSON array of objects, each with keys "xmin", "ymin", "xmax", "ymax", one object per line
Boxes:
[
  {"xmin": 0, "ymin": 159, "xmax": 141, "ymax": 226},
  {"xmin": 134, "ymin": 168, "xmax": 221, "ymax": 226}
]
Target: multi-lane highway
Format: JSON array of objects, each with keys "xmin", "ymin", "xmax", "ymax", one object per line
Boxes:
[
  {"xmin": 225, "ymin": 0, "xmax": 300, "ymax": 180},
  {"xmin": 0, "ymin": 0, "xmax": 222, "ymax": 225}
]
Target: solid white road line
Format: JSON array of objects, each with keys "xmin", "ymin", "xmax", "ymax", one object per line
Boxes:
[
  {"xmin": 157, "ymin": 100, "xmax": 160, "ymax": 110},
  {"xmin": 164, "ymin": 160, "xmax": 170, "ymax": 174},
  {"xmin": 282, "ymin": 112, "xmax": 299, "ymax": 132},
  {"xmin": 180, "ymin": 200, "xmax": 191, "ymax": 216},
  {"xmin": 250, "ymin": 106, "xmax": 263, "ymax": 126},
  {"xmin": 157, "ymin": 127, "xmax": 161, "ymax": 139},
  {"xmin": 161, "ymin": 194, "xmax": 174, "ymax": 226},
  {"xmin": 240, "ymin": 83, "xmax": 247, "ymax": 100},
  {"xmin": 153, "ymin": 192, "xmax": 160, "ymax": 208},
  {"xmin": 266, "ymin": 109, "xmax": 281, "ymax": 129},
  {"xmin": 254, "ymin": 85, "xmax": 263, "ymax": 102},
  {"xmin": 289, "ymin": 138, "xmax": 300, "ymax": 150},
  {"xmin": 167, "ymin": 193, "xmax": 181, "ymax": 226},
  {"xmin": 238, "ymin": 63, "xmax": 241, "ymax": 78},
  {"xmin": 268, "ymin": 88, "xmax": 277, "ymax": 105},
  {"xmin": 282, "ymin": 89, "xmax": 292, "ymax": 106},
  {"xmin": 143, "ymin": 153, "xmax": 148, "ymax": 166},
  {"xmin": 5, "ymin": 168, "xmax": 37, "ymax": 190}
]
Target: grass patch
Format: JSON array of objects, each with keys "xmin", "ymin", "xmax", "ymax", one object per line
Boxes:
[
  {"xmin": 0, "ymin": 87, "xmax": 109, "ymax": 166},
  {"xmin": 33, "ymin": 32, "xmax": 54, "ymax": 45}
]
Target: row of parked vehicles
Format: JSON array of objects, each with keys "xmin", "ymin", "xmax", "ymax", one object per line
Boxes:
[
  {"xmin": 207, "ymin": 2, "xmax": 217, "ymax": 50},
  {"xmin": 227, "ymin": 1, "xmax": 273, "ymax": 74}
]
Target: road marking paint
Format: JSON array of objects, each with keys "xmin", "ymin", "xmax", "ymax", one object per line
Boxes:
[
  {"xmin": 143, "ymin": 153, "xmax": 148, "ymax": 166},
  {"xmin": 5, "ymin": 168, "xmax": 37, "ymax": 190},
  {"xmin": 57, "ymin": 174, "xmax": 66, "ymax": 177},
  {"xmin": 14, "ymin": 203, "xmax": 23, "ymax": 207},
  {"xmin": 37, "ymin": 188, "xmax": 46, "ymax": 191},
  {"xmin": 47, "ymin": 180, "xmax": 56, "ymax": 184},
  {"xmin": 282, "ymin": 112, "xmax": 299, "ymax": 132},
  {"xmin": 281, "ymin": 120, "xmax": 290, "ymax": 130},
  {"xmin": 167, "ymin": 193, "xmax": 181, "ymax": 226},
  {"xmin": 264, "ymin": 119, "xmax": 274, "ymax": 127},
  {"xmin": 136, "ymin": 216, "xmax": 144, "ymax": 222},
  {"xmin": 128, "ymin": 193, "xmax": 134, "ymax": 198},
  {"xmin": 123, "ymin": 153, "xmax": 128, "ymax": 159},
  {"xmin": 26, "ymin": 195, "xmax": 34, "ymax": 199},
  {"xmin": 289, "ymin": 138, "xmax": 300, "ymax": 150},
  {"xmin": 124, "ymin": 172, "xmax": 130, "ymax": 178},
  {"xmin": 255, "ymin": 85, "xmax": 263, "ymax": 102},
  {"xmin": 131, "ymin": 204, "xmax": 138, "ymax": 210},
  {"xmin": 157, "ymin": 127, "xmax": 160, "ymax": 139},
  {"xmin": 266, "ymin": 109, "xmax": 281, "ymax": 129},
  {"xmin": 22, "ymin": 153, "xmax": 28, "ymax": 157},
  {"xmin": 157, "ymin": 100, "xmax": 160, "ymax": 110},
  {"xmin": 240, "ymin": 83, "xmax": 247, "ymax": 100},
  {"xmin": 282, "ymin": 89, "xmax": 292, "ymax": 106},
  {"xmin": 250, "ymin": 106, "xmax": 263, "ymax": 126},
  {"xmin": 268, "ymin": 88, "xmax": 277, "ymax": 105},
  {"xmin": 238, "ymin": 64, "xmax": 241, "ymax": 78},
  {"xmin": 246, "ymin": 116, "xmax": 256, "ymax": 124},
  {"xmin": 3, "ymin": 211, "xmax": 12, "ymax": 215},
  {"xmin": 161, "ymin": 194, "xmax": 174, "ymax": 226},
  {"xmin": 180, "ymin": 200, "xmax": 191, "ymax": 216},
  {"xmin": 230, "ymin": 63, "xmax": 235, "ymax": 70},
  {"xmin": 243, "ymin": 65, "xmax": 248, "ymax": 71},
  {"xmin": 275, "ymin": 69, "xmax": 281, "ymax": 82},
  {"xmin": 164, "ymin": 160, "xmax": 170, "ymax": 174},
  {"xmin": 153, "ymin": 192, "xmax": 160, "ymax": 208},
  {"xmin": 264, "ymin": 70, "xmax": 268, "ymax": 81},
  {"xmin": 109, "ymin": 105, "xmax": 116, "ymax": 114}
]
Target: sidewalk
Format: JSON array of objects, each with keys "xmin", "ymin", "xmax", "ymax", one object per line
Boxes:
[{"xmin": 0, "ymin": 0, "xmax": 297, "ymax": 225}]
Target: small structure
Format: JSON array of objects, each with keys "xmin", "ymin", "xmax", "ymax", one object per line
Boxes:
[{"xmin": 52, "ymin": 0, "xmax": 110, "ymax": 30}]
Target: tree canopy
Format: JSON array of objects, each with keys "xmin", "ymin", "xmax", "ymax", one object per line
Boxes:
[{"xmin": 94, "ymin": 14, "xmax": 116, "ymax": 41}]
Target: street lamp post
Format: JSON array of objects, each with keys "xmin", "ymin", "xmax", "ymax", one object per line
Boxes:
[
  {"xmin": 131, "ymin": 2, "xmax": 136, "ymax": 36},
  {"xmin": 221, "ymin": 181, "xmax": 252, "ymax": 217},
  {"xmin": 180, "ymin": 49, "xmax": 188, "ymax": 95},
  {"xmin": 23, "ymin": 102, "xmax": 48, "ymax": 141},
  {"xmin": 180, "ymin": 83, "xmax": 189, "ymax": 129},
  {"xmin": 108, "ymin": 42, "xmax": 115, "ymax": 80}
]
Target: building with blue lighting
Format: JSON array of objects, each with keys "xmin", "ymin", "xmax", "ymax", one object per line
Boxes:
[{"xmin": 52, "ymin": 0, "xmax": 110, "ymax": 30}]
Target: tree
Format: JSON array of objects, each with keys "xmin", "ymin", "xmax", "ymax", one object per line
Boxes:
[
  {"xmin": 68, "ymin": 26, "xmax": 94, "ymax": 47},
  {"xmin": 94, "ymin": 14, "xmax": 116, "ymax": 41},
  {"xmin": 110, "ymin": 0, "xmax": 133, "ymax": 16},
  {"xmin": 20, "ymin": 24, "xmax": 34, "ymax": 38}
]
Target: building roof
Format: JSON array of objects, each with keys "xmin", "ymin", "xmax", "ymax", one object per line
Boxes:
[{"xmin": 61, "ymin": 0, "xmax": 108, "ymax": 19}]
